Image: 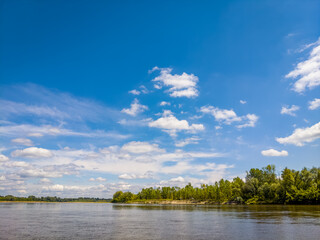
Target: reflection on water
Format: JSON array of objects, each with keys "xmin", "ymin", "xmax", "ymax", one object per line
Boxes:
[{"xmin": 0, "ymin": 203, "xmax": 319, "ymax": 240}]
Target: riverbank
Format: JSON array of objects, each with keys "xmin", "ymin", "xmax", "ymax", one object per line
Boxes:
[
  {"xmin": 126, "ymin": 199, "xmax": 238, "ymax": 205},
  {"xmin": 122, "ymin": 199, "xmax": 319, "ymax": 205}
]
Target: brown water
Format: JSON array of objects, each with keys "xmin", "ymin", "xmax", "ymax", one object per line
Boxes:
[{"xmin": 0, "ymin": 203, "xmax": 319, "ymax": 239}]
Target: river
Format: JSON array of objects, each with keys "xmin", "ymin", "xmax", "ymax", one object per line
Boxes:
[{"xmin": 0, "ymin": 203, "xmax": 319, "ymax": 239}]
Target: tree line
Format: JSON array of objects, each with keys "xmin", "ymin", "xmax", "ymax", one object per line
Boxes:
[
  {"xmin": 112, "ymin": 165, "xmax": 320, "ymax": 204},
  {"xmin": 0, "ymin": 195, "xmax": 111, "ymax": 202}
]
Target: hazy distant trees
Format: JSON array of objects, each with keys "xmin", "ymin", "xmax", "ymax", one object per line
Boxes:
[
  {"xmin": 112, "ymin": 165, "xmax": 320, "ymax": 204},
  {"xmin": 0, "ymin": 195, "xmax": 111, "ymax": 202}
]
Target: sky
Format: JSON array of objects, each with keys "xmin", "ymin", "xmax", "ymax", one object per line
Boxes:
[{"xmin": 0, "ymin": 0, "xmax": 319, "ymax": 198}]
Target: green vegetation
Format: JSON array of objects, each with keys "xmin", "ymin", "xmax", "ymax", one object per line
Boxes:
[
  {"xmin": 0, "ymin": 195, "xmax": 111, "ymax": 203},
  {"xmin": 112, "ymin": 165, "xmax": 320, "ymax": 204}
]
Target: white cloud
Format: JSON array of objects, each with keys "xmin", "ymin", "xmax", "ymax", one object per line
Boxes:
[
  {"xmin": 148, "ymin": 110, "xmax": 204, "ymax": 137},
  {"xmin": 117, "ymin": 118, "xmax": 150, "ymax": 127},
  {"xmin": 40, "ymin": 178, "xmax": 51, "ymax": 183},
  {"xmin": 0, "ymin": 123, "xmax": 128, "ymax": 139},
  {"xmin": 17, "ymin": 164, "xmax": 78, "ymax": 178},
  {"xmin": 160, "ymin": 176, "xmax": 185, "ymax": 185},
  {"xmin": 121, "ymin": 141, "xmax": 164, "ymax": 154},
  {"xmin": 128, "ymin": 85, "xmax": 149, "ymax": 96},
  {"xmin": 11, "ymin": 138, "xmax": 33, "ymax": 146},
  {"xmin": 96, "ymin": 177, "xmax": 106, "ymax": 182},
  {"xmin": 281, "ymin": 105, "xmax": 300, "ymax": 116},
  {"xmin": 121, "ymin": 98, "xmax": 148, "ymax": 116},
  {"xmin": 0, "ymin": 154, "xmax": 9, "ymax": 162},
  {"xmin": 201, "ymin": 106, "xmax": 258, "ymax": 128},
  {"xmin": 0, "ymin": 175, "xmax": 6, "ymax": 181},
  {"xmin": 175, "ymin": 137, "xmax": 200, "ymax": 147},
  {"xmin": 4, "ymin": 161, "xmax": 30, "ymax": 168},
  {"xmin": 118, "ymin": 172, "xmax": 153, "ymax": 180},
  {"xmin": 169, "ymin": 176, "xmax": 185, "ymax": 182},
  {"xmin": 11, "ymin": 147, "xmax": 53, "ymax": 158},
  {"xmin": 118, "ymin": 173, "xmax": 137, "ymax": 179},
  {"xmin": 201, "ymin": 106, "xmax": 242, "ymax": 124},
  {"xmin": 276, "ymin": 122, "xmax": 320, "ymax": 146},
  {"xmin": 151, "ymin": 67, "xmax": 199, "ymax": 98},
  {"xmin": 309, "ymin": 98, "xmax": 320, "ymax": 110},
  {"xmin": 286, "ymin": 38, "xmax": 320, "ymax": 92},
  {"xmin": 236, "ymin": 114, "xmax": 259, "ymax": 128},
  {"xmin": 129, "ymin": 89, "xmax": 140, "ymax": 95},
  {"xmin": 0, "ymin": 144, "xmax": 226, "ymax": 196},
  {"xmin": 240, "ymin": 100, "xmax": 247, "ymax": 104},
  {"xmin": 43, "ymin": 184, "xmax": 64, "ymax": 191},
  {"xmin": 89, "ymin": 177, "xmax": 106, "ymax": 182},
  {"xmin": 261, "ymin": 149, "xmax": 288, "ymax": 157},
  {"xmin": 160, "ymin": 101, "xmax": 171, "ymax": 106},
  {"xmin": 139, "ymin": 85, "xmax": 149, "ymax": 94},
  {"xmin": 28, "ymin": 133, "xmax": 44, "ymax": 137},
  {"xmin": 50, "ymin": 143, "xmax": 224, "ymax": 177},
  {"xmin": 170, "ymin": 88, "xmax": 198, "ymax": 98}
]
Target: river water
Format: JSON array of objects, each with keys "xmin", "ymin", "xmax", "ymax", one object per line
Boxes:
[{"xmin": 0, "ymin": 203, "xmax": 319, "ymax": 239}]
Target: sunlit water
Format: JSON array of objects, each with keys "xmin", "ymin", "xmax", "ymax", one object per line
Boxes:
[{"xmin": 0, "ymin": 203, "xmax": 319, "ymax": 239}]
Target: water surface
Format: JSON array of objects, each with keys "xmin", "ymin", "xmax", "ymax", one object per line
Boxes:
[{"xmin": 0, "ymin": 203, "xmax": 319, "ymax": 239}]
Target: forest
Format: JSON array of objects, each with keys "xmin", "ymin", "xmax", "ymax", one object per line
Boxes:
[{"xmin": 112, "ymin": 165, "xmax": 320, "ymax": 204}]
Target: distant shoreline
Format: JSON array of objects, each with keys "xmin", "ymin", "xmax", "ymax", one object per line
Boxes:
[
  {"xmin": 0, "ymin": 201, "xmax": 111, "ymax": 203},
  {"xmin": 119, "ymin": 200, "xmax": 320, "ymax": 205},
  {"xmin": 1, "ymin": 200, "xmax": 318, "ymax": 205}
]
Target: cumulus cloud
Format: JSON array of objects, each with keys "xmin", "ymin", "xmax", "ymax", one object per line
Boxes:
[
  {"xmin": 43, "ymin": 184, "xmax": 64, "ymax": 191},
  {"xmin": 261, "ymin": 149, "xmax": 288, "ymax": 157},
  {"xmin": 201, "ymin": 106, "xmax": 258, "ymax": 128},
  {"xmin": 48, "ymin": 143, "xmax": 225, "ymax": 177},
  {"xmin": 118, "ymin": 172, "xmax": 153, "ymax": 180},
  {"xmin": 0, "ymin": 144, "xmax": 226, "ymax": 196},
  {"xmin": 240, "ymin": 100, "xmax": 247, "ymax": 104},
  {"xmin": 281, "ymin": 105, "xmax": 300, "ymax": 116},
  {"xmin": 89, "ymin": 177, "xmax": 106, "ymax": 182},
  {"xmin": 0, "ymin": 154, "xmax": 9, "ymax": 162},
  {"xmin": 0, "ymin": 139, "xmax": 226, "ymax": 196},
  {"xmin": 200, "ymin": 106, "xmax": 241, "ymax": 124},
  {"xmin": 11, "ymin": 147, "xmax": 53, "ymax": 158},
  {"xmin": 11, "ymin": 138, "xmax": 33, "ymax": 146},
  {"xmin": 151, "ymin": 67, "xmax": 199, "ymax": 98},
  {"xmin": 40, "ymin": 183, "xmax": 111, "ymax": 197},
  {"xmin": 148, "ymin": 110, "xmax": 204, "ymax": 137},
  {"xmin": 309, "ymin": 98, "xmax": 320, "ymax": 110},
  {"xmin": 18, "ymin": 164, "xmax": 79, "ymax": 178},
  {"xmin": 175, "ymin": 137, "xmax": 200, "ymax": 147},
  {"xmin": 160, "ymin": 101, "xmax": 171, "ymax": 106},
  {"xmin": 40, "ymin": 178, "xmax": 51, "ymax": 183},
  {"xmin": 121, "ymin": 141, "xmax": 164, "ymax": 154},
  {"xmin": 160, "ymin": 176, "xmax": 185, "ymax": 185},
  {"xmin": 128, "ymin": 86, "xmax": 149, "ymax": 96},
  {"xmin": 236, "ymin": 114, "xmax": 259, "ymax": 128},
  {"xmin": 139, "ymin": 85, "xmax": 149, "ymax": 94},
  {"xmin": 4, "ymin": 161, "xmax": 30, "ymax": 168},
  {"xmin": 286, "ymin": 38, "xmax": 320, "ymax": 93},
  {"xmin": 276, "ymin": 122, "xmax": 320, "ymax": 146},
  {"xmin": 129, "ymin": 89, "xmax": 140, "ymax": 95},
  {"xmin": 121, "ymin": 98, "xmax": 148, "ymax": 116}
]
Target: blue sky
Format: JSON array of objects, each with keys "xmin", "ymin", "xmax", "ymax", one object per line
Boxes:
[{"xmin": 0, "ymin": 0, "xmax": 319, "ymax": 197}]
